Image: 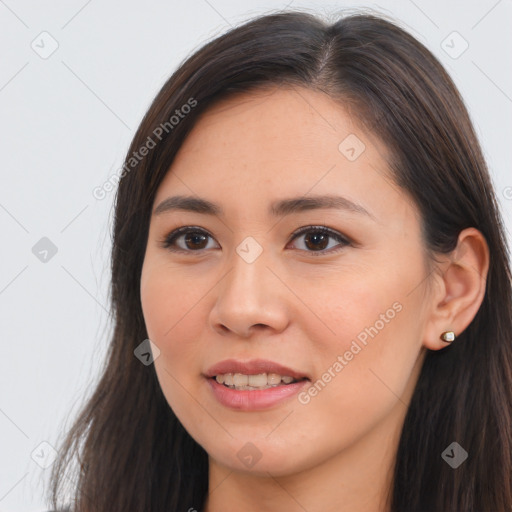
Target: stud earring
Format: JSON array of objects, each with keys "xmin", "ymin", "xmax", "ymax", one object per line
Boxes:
[{"xmin": 440, "ymin": 331, "xmax": 456, "ymax": 343}]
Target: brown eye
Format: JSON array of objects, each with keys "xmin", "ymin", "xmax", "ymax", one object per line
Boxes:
[
  {"xmin": 303, "ymin": 232, "xmax": 329, "ymax": 250},
  {"xmin": 183, "ymin": 232, "xmax": 208, "ymax": 250},
  {"xmin": 161, "ymin": 225, "xmax": 351, "ymax": 256},
  {"xmin": 162, "ymin": 227, "xmax": 218, "ymax": 252},
  {"xmin": 289, "ymin": 226, "xmax": 351, "ymax": 256}
]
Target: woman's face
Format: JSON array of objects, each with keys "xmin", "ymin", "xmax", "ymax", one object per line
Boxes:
[{"xmin": 140, "ymin": 86, "xmax": 432, "ymax": 476}]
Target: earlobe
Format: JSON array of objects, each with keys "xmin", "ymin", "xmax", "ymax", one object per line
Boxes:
[{"xmin": 422, "ymin": 227, "xmax": 489, "ymax": 351}]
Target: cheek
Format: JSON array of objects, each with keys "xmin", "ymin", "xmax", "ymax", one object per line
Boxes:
[
  {"xmin": 307, "ymin": 257, "xmax": 426, "ymax": 405},
  {"xmin": 140, "ymin": 263, "xmax": 208, "ymax": 399},
  {"xmin": 310, "ymin": 264, "xmax": 402, "ymax": 354},
  {"xmin": 140, "ymin": 260, "xmax": 207, "ymax": 343},
  {"xmin": 140, "ymin": 265, "xmax": 208, "ymax": 422}
]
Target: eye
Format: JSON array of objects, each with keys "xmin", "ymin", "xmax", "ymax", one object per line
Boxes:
[
  {"xmin": 160, "ymin": 226, "xmax": 218, "ymax": 253},
  {"xmin": 287, "ymin": 225, "xmax": 351, "ymax": 256},
  {"xmin": 160, "ymin": 225, "xmax": 351, "ymax": 255}
]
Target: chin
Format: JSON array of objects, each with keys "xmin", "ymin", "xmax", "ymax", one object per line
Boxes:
[{"xmin": 204, "ymin": 435, "xmax": 314, "ymax": 477}]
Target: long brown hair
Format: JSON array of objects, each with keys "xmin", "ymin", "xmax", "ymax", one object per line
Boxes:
[{"xmin": 48, "ymin": 9, "xmax": 512, "ymax": 511}]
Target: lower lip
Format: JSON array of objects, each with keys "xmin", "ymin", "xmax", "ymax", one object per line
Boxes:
[{"xmin": 207, "ymin": 378, "xmax": 309, "ymax": 411}]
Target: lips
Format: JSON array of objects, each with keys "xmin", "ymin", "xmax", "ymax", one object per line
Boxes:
[
  {"xmin": 204, "ymin": 358, "xmax": 310, "ymax": 381},
  {"xmin": 205, "ymin": 358, "xmax": 311, "ymax": 410}
]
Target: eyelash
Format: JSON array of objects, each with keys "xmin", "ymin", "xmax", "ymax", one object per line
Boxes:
[{"xmin": 160, "ymin": 225, "xmax": 351, "ymax": 256}]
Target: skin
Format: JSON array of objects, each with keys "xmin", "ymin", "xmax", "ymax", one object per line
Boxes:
[{"xmin": 140, "ymin": 86, "xmax": 489, "ymax": 512}]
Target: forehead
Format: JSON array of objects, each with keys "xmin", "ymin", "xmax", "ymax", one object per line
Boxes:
[
  {"xmin": 153, "ymin": 86, "xmax": 415, "ymax": 227},
  {"xmin": 172, "ymin": 86, "xmax": 386, "ymax": 164}
]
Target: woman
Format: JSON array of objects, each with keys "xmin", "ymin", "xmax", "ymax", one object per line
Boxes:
[{"xmin": 48, "ymin": 9, "xmax": 512, "ymax": 512}]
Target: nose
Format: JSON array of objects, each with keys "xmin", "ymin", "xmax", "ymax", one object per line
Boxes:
[{"xmin": 209, "ymin": 247, "xmax": 290, "ymax": 338}]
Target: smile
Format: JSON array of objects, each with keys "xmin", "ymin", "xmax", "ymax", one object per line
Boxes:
[
  {"xmin": 214, "ymin": 372, "xmax": 303, "ymax": 390},
  {"xmin": 204, "ymin": 359, "xmax": 311, "ymax": 410}
]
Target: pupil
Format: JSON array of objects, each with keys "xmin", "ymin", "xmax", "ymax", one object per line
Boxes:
[
  {"xmin": 305, "ymin": 233, "xmax": 328, "ymax": 250},
  {"xmin": 185, "ymin": 233, "xmax": 207, "ymax": 249}
]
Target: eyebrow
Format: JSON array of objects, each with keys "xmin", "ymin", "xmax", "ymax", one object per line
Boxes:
[{"xmin": 153, "ymin": 194, "xmax": 375, "ymax": 220}]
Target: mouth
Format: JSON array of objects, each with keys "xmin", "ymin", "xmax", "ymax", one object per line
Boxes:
[
  {"xmin": 211, "ymin": 372, "xmax": 308, "ymax": 391},
  {"xmin": 204, "ymin": 359, "xmax": 311, "ymax": 410}
]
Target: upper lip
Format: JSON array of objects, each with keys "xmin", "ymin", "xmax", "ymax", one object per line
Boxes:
[{"xmin": 205, "ymin": 359, "xmax": 310, "ymax": 380}]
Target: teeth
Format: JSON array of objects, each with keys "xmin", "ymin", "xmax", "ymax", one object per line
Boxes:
[
  {"xmin": 267, "ymin": 373, "xmax": 281, "ymax": 385},
  {"xmin": 248, "ymin": 374, "xmax": 268, "ymax": 387},
  {"xmin": 233, "ymin": 373, "xmax": 248, "ymax": 386},
  {"xmin": 214, "ymin": 372, "xmax": 301, "ymax": 390}
]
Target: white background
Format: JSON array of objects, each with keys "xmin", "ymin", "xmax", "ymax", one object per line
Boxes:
[{"xmin": 0, "ymin": 1, "xmax": 510, "ymax": 510}]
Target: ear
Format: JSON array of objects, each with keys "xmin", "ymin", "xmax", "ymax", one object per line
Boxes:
[{"xmin": 422, "ymin": 227, "xmax": 490, "ymax": 351}]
